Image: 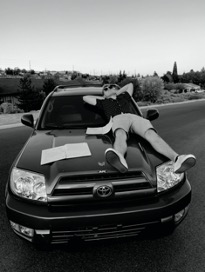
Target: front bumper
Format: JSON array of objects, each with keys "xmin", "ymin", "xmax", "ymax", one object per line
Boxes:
[{"xmin": 6, "ymin": 179, "xmax": 191, "ymax": 244}]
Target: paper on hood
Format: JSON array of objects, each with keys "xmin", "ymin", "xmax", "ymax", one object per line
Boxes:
[
  {"xmin": 86, "ymin": 117, "xmax": 113, "ymax": 135},
  {"xmin": 41, "ymin": 142, "xmax": 91, "ymax": 165}
]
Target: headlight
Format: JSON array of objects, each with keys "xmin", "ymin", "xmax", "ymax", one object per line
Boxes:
[
  {"xmin": 156, "ymin": 161, "xmax": 184, "ymax": 193},
  {"xmin": 10, "ymin": 168, "xmax": 47, "ymax": 202}
]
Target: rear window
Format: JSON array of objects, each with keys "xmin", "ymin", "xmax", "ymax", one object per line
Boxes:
[{"xmin": 39, "ymin": 95, "xmax": 107, "ymax": 129}]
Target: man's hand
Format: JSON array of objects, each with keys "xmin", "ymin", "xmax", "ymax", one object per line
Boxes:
[{"xmin": 116, "ymin": 83, "xmax": 134, "ymax": 97}]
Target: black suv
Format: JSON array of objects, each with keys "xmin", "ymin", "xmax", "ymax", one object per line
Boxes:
[{"xmin": 5, "ymin": 85, "xmax": 191, "ymax": 244}]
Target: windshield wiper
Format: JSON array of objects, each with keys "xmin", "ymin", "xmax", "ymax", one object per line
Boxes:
[
  {"xmin": 43, "ymin": 125, "xmax": 64, "ymax": 129},
  {"xmin": 43, "ymin": 124, "xmax": 84, "ymax": 130}
]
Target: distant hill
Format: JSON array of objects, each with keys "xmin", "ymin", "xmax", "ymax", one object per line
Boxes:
[
  {"xmin": 0, "ymin": 77, "xmax": 102, "ymax": 95},
  {"xmin": 0, "ymin": 77, "xmax": 45, "ymax": 95}
]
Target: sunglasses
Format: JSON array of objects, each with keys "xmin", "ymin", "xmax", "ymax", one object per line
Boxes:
[{"xmin": 103, "ymin": 84, "xmax": 120, "ymax": 91}]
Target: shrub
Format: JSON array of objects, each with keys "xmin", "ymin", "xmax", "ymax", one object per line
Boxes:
[
  {"xmin": 188, "ymin": 94, "xmax": 204, "ymax": 100},
  {"xmin": 171, "ymin": 97, "xmax": 185, "ymax": 103},
  {"xmin": 164, "ymin": 82, "xmax": 176, "ymax": 91},
  {"xmin": 176, "ymin": 83, "xmax": 184, "ymax": 92},
  {"xmin": 0, "ymin": 102, "xmax": 24, "ymax": 114},
  {"xmin": 141, "ymin": 76, "xmax": 164, "ymax": 102},
  {"xmin": 1, "ymin": 102, "xmax": 13, "ymax": 113},
  {"xmin": 164, "ymin": 82, "xmax": 185, "ymax": 93},
  {"xmin": 11, "ymin": 105, "xmax": 24, "ymax": 113}
]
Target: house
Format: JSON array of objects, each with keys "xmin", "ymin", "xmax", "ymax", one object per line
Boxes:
[
  {"xmin": 0, "ymin": 78, "xmax": 20, "ymax": 105},
  {"xmin": 0, "ymin": 71, "xmax": 6, "ymax": 77},
  {"xmin": 183, "ymin": 83, "xmax": 201, "ymax": 92},
  {"xmin": 0, "ymin": 86, "xmax": 19, "ymax": 105}
]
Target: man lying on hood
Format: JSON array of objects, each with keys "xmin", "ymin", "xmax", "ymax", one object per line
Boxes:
[{"xmin": 83, "ymin": 82, "xmax": 196, "ymax": 174}]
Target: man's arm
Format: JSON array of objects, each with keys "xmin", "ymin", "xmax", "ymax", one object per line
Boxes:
[
  {"xmin": 116, "ymin": 83, "xmax": 134, "ymax": 97},
  {"xmin": 83, "ymin": 95, "xmax": 104, "ymax": 106}
]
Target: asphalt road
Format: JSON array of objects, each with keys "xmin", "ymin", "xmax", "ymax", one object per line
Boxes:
[{"xmin": 1, "ymin": 100, "xmax": 205, "ymax": 272}]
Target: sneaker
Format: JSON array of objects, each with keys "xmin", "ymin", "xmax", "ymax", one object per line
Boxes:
[
  {"xmin": 105, "ymin": 148, "xmax": 128, "ymax": 173},
  {"xmin": 174, "ymin": 154, "xmax": 196, "ymax": 173}
]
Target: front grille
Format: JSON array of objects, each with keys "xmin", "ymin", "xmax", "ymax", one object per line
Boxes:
[
  {"xmin": 50, "ymin": 171, "xmax": 155, "ymax": 204},
  {"xmin": 51, "ymin": 221, "xmax": 158, "ymax": 244}
]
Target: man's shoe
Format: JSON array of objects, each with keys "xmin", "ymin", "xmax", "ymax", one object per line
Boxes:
[
  {"xmin": 105, "ymin": 148, "xmax": 128, "ymax": 173},
  {"xmin": 174, "ymin": 154, "xmax": 196, "ymax": 173}
]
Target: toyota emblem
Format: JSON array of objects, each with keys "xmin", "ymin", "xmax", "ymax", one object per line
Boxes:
[{"xmin": 96, "ymin": 185, "xmax": 113, "ymax": 198}]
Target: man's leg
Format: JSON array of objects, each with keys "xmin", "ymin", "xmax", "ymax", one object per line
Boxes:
[
  {"xmin": 144, "ymin": 129, "xmax": 178, "ymax": 161},
  {"xmin": 114, "ymin": 128, "xmax": 128, "ymax": 156},
  {"xmin": 130, "ymin": 115, "xmax": 196, "ymax": 173},
  {"xmin": 144, "ymin": 129, "xmax": 196, "ymax": 173},
  {"xmin": 105, "ymin": 128, "xmax": 128, "ymax": 173}
]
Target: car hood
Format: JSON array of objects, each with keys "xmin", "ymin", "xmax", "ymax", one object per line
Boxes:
[{"xmin": 15, "ymin": 129, "xmax": 167, "ymax": 194}]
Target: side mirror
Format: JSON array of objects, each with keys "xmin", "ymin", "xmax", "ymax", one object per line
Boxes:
[
  {"xmin": 21, "ymin": 114, "xmax": 34, "ymax": 128},
  {"xmin": 146, "ymin": 108, "xmax": 159, "ymax": 121}
]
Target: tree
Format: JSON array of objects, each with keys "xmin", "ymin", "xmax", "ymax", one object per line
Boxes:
[
  {"xmin": 102, "ymin": 75, "xmax": 110, "ymax": 85},
  {"xmin": 18, "ymin": 75, "xmax": 45, "ymax": 112},
  {"xmin": 14, "ymin": 67, "xmax": 21, "ymax": 75},
  {"xmin": 153, "ymin": 71, "xmax": 159, "ymax": 77},
  {"xmin": 82, "ymin": 73, "xmax": 90, "ymax": 79},
  {"xmin": 118, "ymin": 71, "xmax": 123, "ymax": 82},
  {"xmin": 109, "ymin": 75, "xmax": 118, "ymax": 84},
  {"xmin": 161, "ymin": 71, "xmax": 173, "ymax": 83},
  {"xmin": 30, "ymin": 69, "xmax": 35, "ymax": 75},
  {"xmin": 71, "ymin": 71, "xmax": 78, "ymax": 80},
  {"xmin": 180, "ymin": 69, "xmax": 205, "ymax": 87},
  {"xmin": 19, "ymin": 75, "xmax": 33, "ymax": 91},
  {"xmin": 5, "ymin": 67, "xmax": 13, "ymax": 75},
  {"xmin": 122, "ymin": 70, "xmax": 127, "ymax": 80},
  {"xmin": 172, "ymin": 62, "xmax": 179, "ymax": 83},
  {"xmin": 118, "ymin": 70, "xmax": 127, "ymax": 83},
  {"xmin": 43, "ymin": 78, "xmax": 57, "ymax": 96}
]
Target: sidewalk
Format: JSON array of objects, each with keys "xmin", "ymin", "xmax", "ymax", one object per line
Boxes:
[{"xmin": 0, "ymin": 111, "xmax": 39, "ymax": 130}]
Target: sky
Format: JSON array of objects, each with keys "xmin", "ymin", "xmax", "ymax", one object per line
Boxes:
[{"xmin": 0, "ymin": 0, "xmax": 205, "ymax": 76}]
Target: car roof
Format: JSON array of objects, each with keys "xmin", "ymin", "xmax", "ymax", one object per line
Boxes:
[{"xmin": 52, "ymin": 85, "xmax": 103, "ymax": 97}]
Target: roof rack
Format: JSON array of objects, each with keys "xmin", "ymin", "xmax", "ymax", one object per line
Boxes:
[{"xmin": 53, "ymin": 83, "xmax": 102, "ymax": 93}]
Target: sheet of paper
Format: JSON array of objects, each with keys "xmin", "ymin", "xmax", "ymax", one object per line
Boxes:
[
  {"xmin": 86, "ymin": 118, "xmax": 113, "ymax": 135},
  {"xmin": 65, "ymin": 142, "xmax": 91, "ymax": 158},
  {"xmin": 41, "ymin": 145, "xmax": 66, "ymax": 165},
  {"xmin": 41, "ymin": 142, "xmax": 91, "ymax": 165}
]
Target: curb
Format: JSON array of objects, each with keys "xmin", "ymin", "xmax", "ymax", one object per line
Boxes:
[
  {"xmin": 1, "ymin": 99, "xmax": 205, "ymax": 130},
  {"xmin": 140, "ymin": 97, "xmax": 205, "ymax": 109}
]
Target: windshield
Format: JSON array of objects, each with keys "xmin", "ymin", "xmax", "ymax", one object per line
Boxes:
[{"xmin": 39, "ymin": 95, "xmax": 107, "ymax": 129}]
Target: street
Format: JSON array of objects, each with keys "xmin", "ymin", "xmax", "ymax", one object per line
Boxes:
[{"xmin": 1, "ymin": 100, "xmax": 205, "ymax": 272}]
